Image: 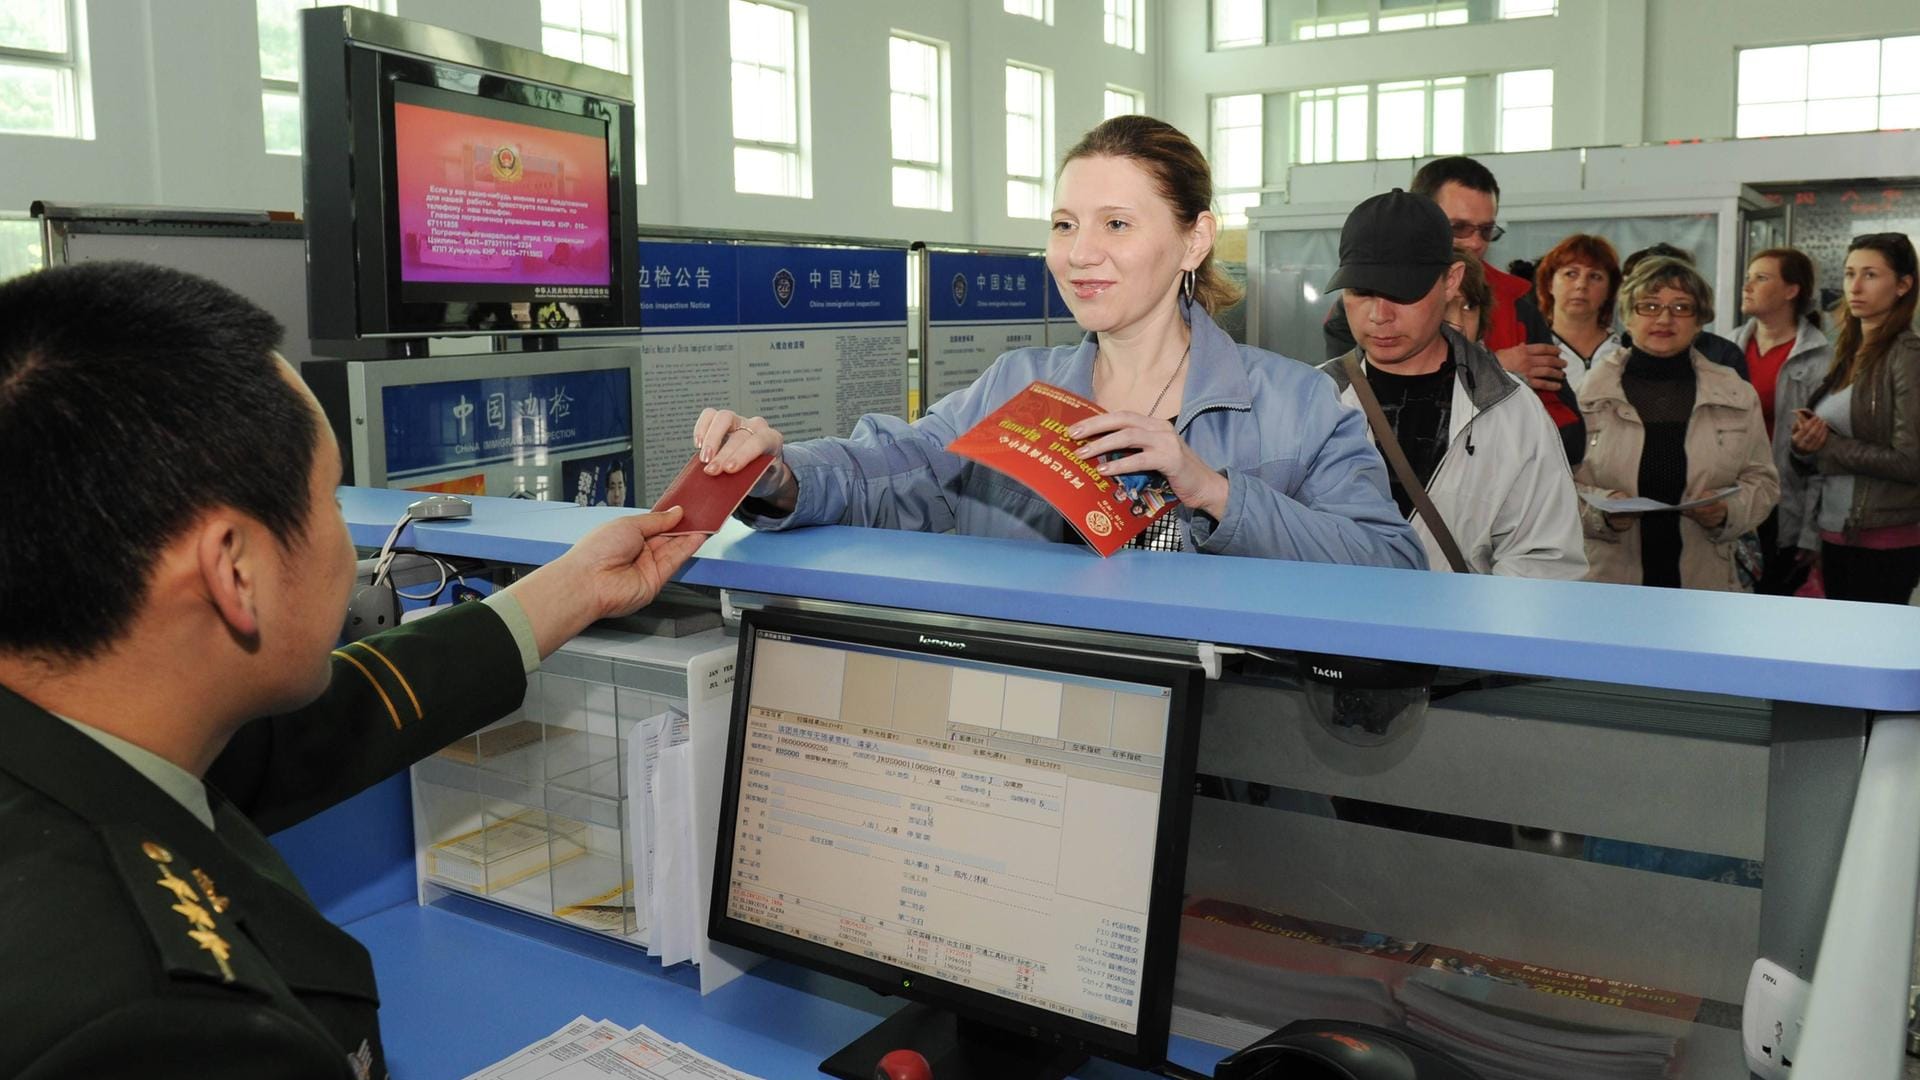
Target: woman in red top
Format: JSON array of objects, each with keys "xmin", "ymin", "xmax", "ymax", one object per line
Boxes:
[{"xmin": 1733, "ymin": 247, "xmax": 1829, "ymax": 594}]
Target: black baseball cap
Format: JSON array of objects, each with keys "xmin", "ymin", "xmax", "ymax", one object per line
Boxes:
[{"xmin": 1326, "ymin": 188, "xmax": 1455, "ymax": 303}]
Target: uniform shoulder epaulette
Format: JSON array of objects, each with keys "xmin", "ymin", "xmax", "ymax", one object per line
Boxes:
[{"xmin": 99, "ymin": 826, "xmax": 271, "ymax": 997}]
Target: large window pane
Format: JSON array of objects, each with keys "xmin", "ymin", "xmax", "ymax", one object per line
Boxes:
[
  {"xmin": 1008, "ymin": 178, "xmax": 1046, "ymax": 219},
  {"xmin": 262, "ymin": 89, "xmax": 301, "ymax": 155},
  {"xmin": 1335, "ymin": 91, "xmax": 1368, "ymax": 160},
  {"xmin": 0, "ymin": 60, "xmax": 62, "ymax": 136},
  {"xmin": 1004, "ymin": 0, "xmax": 1047, "ymax": 22},
  {"xmin": 0, "ymin": 217, "xmax": 43, "ymax": 282},
  {"xmin": 1432, "ymin": 85, "xmax": 1465, "ymax": 155},
  {"xmin": 256, "ymin": 0, "xmax": 303, "ymax": 82},
  {"xmin": 1882, "ymin": 94, "xmax": 1920, "ymax": 130},
  {"xmin": 1376, "ymin": 84, "xmax": 1426, "ymax": 159},
  {"xmin": 1737, "ymin": 45, "xmax": 1807, "ymax": 104},
  {"xmin": 1808, "ymin": 40, "xmax": 1879, "ymax": 101},
  {"xmin": 1737, "ymin": 102, "xmax": 1806, "ymax": 138},
  {"xmin": 1213, "ymin": 0, "xmax": 1263, "ymax": 48},
  {"xmin": 1498, "ymin": 0, "xmax": 1555, "ymax": 17},
  {"xmin": 893, "ymin": 165, "xmax": 937, "ymax": 210},
  {"xmin": 1884, "ymin": 37, "xmax": 1920, "ymax": 96},
  {"xmin": 1502, "ymin": 106, "xmax": 1552, "ymax": 152},
  {"xmin": 1105, "ymin": 87, "xmax": 1140, "ymax": 119},
  {"xmin": 1805, "ymin": 96, "xmax": 1877, "ymax": 134},
  {"xmin": 735, "ymin": 146, "xmax": 794, "ymax": 195},
  {"xmin": 0, "ymin": 0, "xmax": 67, "ymax": 53}
]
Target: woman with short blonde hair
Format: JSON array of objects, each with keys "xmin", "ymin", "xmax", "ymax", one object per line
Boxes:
[{"xmin": 1572, "ymin": 257, "xmax": 1779, "ymax": 589}]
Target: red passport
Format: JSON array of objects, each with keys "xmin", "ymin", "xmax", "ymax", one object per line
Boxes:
[
  {"xmin": 946, "ymin": 381, "xmax": 1177, "ymax": 557},
  {"xmin": 650, "ymin": 450, "xmax": 776, "ymax": 535}
]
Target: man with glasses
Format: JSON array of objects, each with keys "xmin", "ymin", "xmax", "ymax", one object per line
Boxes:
[{"xmin": 1326, "ymin": 156, "xmax": 1584, "ymax": 465}]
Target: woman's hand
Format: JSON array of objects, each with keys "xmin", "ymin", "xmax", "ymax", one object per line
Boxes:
[
  {"xmin": 693, "ymin": 408, "xmax": 796, "ymax": 510},
  {"xmin": 1603, "ymin": 490, "xmax": 1638, "ymax": 533},
  {"xmin": 1680, "ymin": 497, "xmax": 1728, "ymax": 530},
  {"xmin": 1790, "ymin": 410, "xmax": 1829, "ymax": 454},
  {"xmin": 1067, "ymin": 411, "xmax": 1228, "ymax": 519}
]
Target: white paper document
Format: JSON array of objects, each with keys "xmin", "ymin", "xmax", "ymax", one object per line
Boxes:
[
  {"xmin": 649, "ymin": 742, "xmax": 698, "ymax": 966},
  {"xmin": 1580, "ymin": 485, "xmax": 1738, "ymax": 515},
  {"xmin": 464, "ymin": 1018, "xmax": 763, "ymax": 1080}
]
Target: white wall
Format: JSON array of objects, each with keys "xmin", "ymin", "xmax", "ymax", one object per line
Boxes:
[
  {"xmin": 639, "ymin": 0, "xmax": 1152, "ymax": 249},
  {"xmin": 0, "ymin": 1, "xmax": 1152, "ymax": 253},
  {"xmin": 0, "ymin": 0, "xmax": 534, "ymax": 215},
  {"xmin": 1160, "ymin": 0, "xmax": 1920, "ymax": 195}
]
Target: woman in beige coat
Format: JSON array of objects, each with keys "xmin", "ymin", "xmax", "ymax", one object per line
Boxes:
[{"xmin": 1573, "ymin": 257, "xmax": 1779, "ymax": 590}]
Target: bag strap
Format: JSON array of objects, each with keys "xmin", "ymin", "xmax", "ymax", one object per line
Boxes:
[{"xmin": 1341, "ymin": 352, "xmax": 1473, "ymax": 574}]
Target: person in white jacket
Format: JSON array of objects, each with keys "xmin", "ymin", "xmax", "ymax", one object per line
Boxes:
[{"xmin": 1318, "ymin": 191, "xmax": 1586, "ymax": 578}]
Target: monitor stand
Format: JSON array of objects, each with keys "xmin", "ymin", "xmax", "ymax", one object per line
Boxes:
[{"xmin": 820, "ymin": 1002, "xmax": 1089, "ymax": 1080}]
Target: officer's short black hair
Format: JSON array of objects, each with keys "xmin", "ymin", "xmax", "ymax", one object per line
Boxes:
[
  {"xmin": 1411, "ymin": 156, "xmax": 1501, "ymax": 201},
  {"xmin": 0, "ymin": 261, "xmax": 320, "ymax": 660}
]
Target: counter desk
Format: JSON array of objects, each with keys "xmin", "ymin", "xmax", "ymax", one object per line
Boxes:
[{"xmin": 290, "ymin": 489, "xmax": 1920, "ymax": 1080}]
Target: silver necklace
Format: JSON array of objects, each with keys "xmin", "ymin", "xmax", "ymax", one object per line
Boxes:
[{"xmin": 1144, "ymin": 342, "xmax": 1191, "ymax": 419}]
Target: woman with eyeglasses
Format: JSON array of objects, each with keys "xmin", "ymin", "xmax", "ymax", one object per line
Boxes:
[
  {"xmin": 1535, "ymin": 234, "xmax": 1625, "ymax": 393},
  {"xmin": 1573, "ymin": 257, "xmax": 1779, "ymax": 589},
  {"xmin": 1789, "ymin": 233, "xmax": 1920, "ymax": 604}
]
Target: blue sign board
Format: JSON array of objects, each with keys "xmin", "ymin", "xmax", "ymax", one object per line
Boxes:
[
  {"xmin": 925, "ymin": 251, "xmax": 1048, "ymax": 324},
  {"xmin": 382, "ymin": 368, "xmax": 632, "ymax": 480},
  {"xmin": 637, "ymin": 241, "xmax": 740, "ymax": 328},
  {"xmin": 735, "ymin": 244, "xmax": 908, "ymax": 326}
]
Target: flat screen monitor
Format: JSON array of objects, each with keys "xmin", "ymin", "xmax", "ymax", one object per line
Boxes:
[
  {"xmin": 709, "ymin": 608, "xmax": 1203, "ymax": 1080},
  {"xmin": 301, "ymin": 8, "xmax": 640, "ymax": 346}
]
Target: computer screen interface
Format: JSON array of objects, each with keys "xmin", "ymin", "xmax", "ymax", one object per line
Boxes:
[{"xmin": 714, "ymin": 612, "xmax": 1198, "ymax": 1062}]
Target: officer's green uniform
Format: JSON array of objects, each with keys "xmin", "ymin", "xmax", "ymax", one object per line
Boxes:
[{"xmin": 0, "ymin": 600, "xmax": 528, "ymax": 1079}]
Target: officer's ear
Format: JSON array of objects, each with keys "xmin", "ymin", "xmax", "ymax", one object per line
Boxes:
[{"xmin": 193, "ymin": 511, "xmax": 262, "ymax": 643}]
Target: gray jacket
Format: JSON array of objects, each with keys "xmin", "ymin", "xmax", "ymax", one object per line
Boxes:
[
  {"xmin": 744, "ymin": 307, "xmax": 1426, "ymax": 568},
  {"xmin": 1320, "ymin": 327, "xmax": 1586, "ymax": 579},
  {"xmin": 1731, "ymin": 318, "xmax": 1831, "ymax": 548}
]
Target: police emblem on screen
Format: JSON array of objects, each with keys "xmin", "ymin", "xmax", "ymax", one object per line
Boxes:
[
  {"xmin": 772, "ymin": 268, "xmax": 796, "ymax": 309},
  {"xmin": 490, "ymin": 144, "xmax": 523, "ymax": 182},
  {"xmin": 951, "ymin": 272, "xmax": 968, "ymax": 306}
]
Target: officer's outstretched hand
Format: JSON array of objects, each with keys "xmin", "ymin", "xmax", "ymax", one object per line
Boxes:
[{"xmin": 500, "ymin": 507, "xmax": 706, "ymax": 660}]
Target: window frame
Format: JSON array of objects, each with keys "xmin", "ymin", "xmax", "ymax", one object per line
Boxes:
[
  {"xmin": 1003, "ymin": 0, "xmax": 1053, "ymax": 25},
  {"xmin": 1104, "ymin": 0, "xmax": 1146, "ymax": 53},
  {"xmin": 259, "ymin": 0, "xmax": 386, "ymax": 156},
  {"xmin": 1105, "ymin": 84, "xmax": 1143, "ymax": 120},
  {"xmin": 540, "ymin": 0, "xmax": 629, "ymax": 75},
  {"xmin": 0, "ymin": 0, "xmax": 92, "ymax": 140},
  {"xmin": 1211, "ymin": 92, "xmax": 1264, "ymax": 227},
  {"xmin": 1735, "ymin": 34, "xmax": 1920, "ymax": 139},
  {"xmin": 1004, "ymin": 62, "xmax": 1053, "ymax": 220},
  {"xmin": 1211, "ymin": 0, "xmax": 1264, "ymax": 50},
  {"xmin": 1496, "ymin": 67, "xmax": 1554, "ymax": 152},
  {"xmin": 729, "ymin": 0, "xmax": 812, "ymax": 199},
  {"xmin": 888, "ymin": 31, "xmax": 950, "ymax": 212}
]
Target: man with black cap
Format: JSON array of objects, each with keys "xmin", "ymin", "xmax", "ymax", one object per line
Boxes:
[{"xmin": 1318, "ymin": 190, "xmax": 1585, "ymax": 578}]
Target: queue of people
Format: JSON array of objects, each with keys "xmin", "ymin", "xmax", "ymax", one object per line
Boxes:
[{"xmin": 689, "ymin": 123, "xmax": 1918, "ymax": 606}]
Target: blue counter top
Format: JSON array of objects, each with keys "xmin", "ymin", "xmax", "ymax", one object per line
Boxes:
[{"xmin": 341, "ymin": 488, "xmax": 1920, "ymax": 711}]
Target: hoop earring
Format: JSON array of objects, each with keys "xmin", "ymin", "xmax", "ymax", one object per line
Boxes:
[{"xmin": 1181, "ymin": 268, "xmax": 1196, "ymax": 308}]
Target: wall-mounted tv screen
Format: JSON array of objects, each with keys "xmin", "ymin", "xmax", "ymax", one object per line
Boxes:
[{"xmin": 301, "ymin": 8, "xmax": 640, "ymax": 347}]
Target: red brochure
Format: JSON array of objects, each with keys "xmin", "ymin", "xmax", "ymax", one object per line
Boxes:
[
  {"xmin": 650, "ymin": 450, "xmax": 776, "ymax": 535},
  {"xmin": 946, "ymin": 380, "xmax": 1177, "ymax": 557}
]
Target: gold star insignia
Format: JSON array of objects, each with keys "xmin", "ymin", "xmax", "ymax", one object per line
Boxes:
[
  {"xmin": 191, "ymin": 868, "xmax": 230, "ymax": 914},
  {"xmin": 154, "ymin": 867, "xmax": 199, "ymax": 905},
  {"xmin": 187, "ymin": 928, "xmax": 236, "ymax": 983},
  {"xmin": 171, "ymin": 899, "xmax": 215, "ymax": 932}
]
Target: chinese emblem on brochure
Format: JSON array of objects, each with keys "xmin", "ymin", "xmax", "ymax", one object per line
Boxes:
[{"xmin": 947, "ymin": 381, "xmax": 1178, "ymax": 557}]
